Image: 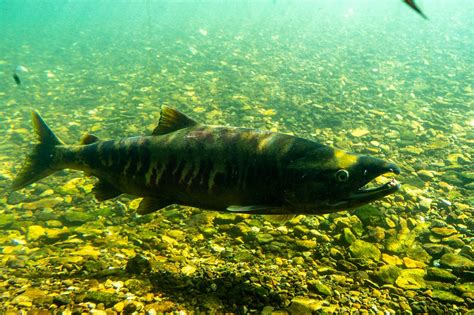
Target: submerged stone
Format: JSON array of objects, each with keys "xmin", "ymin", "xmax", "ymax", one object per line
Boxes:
[
  {"xmin": 84, "ymin": 291, "xmax": 121, "ymax": 307},
  {"xmin": 395, "ymin": 269, "xmax": 426, "ymax": 290},
  {"xmin": 426, "ymin": 267, "xmax": 458, "ymax": 282},
  {"xmin": 375, "ymin": 265, "xmax": 401, "ymax": 285},
  {"xmin": 431, "ymin": 290, "xmax": 464, "ymax": 303},
  {"xmin": 440, "ymin": 253, "xmax": 474, "ymax": 271},
  {"xmin": 349, "ymin": 239, "xmax": 381, "ymax": 262}
]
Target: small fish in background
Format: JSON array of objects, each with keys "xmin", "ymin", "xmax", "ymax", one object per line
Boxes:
[
  {"xmin": 12, "ymin": 65, "xmax": 29, "ymax": 86},
  {"xmin": 15, "ymin": 65, "xmax": 29, "ymax": 73},
  {"xmin": 403, "ymin": 0, "xmax": 428, "ymax": 19},
  {"xmin": 12, "ymin": 72, "xmax": 21, "ymax": 85}
]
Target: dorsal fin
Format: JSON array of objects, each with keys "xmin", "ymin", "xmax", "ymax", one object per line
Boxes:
[
  {"xmin": 152, "ymin": 106, "xmax": 198, "ymax": 135},
  {"xmin": 79, "ymin": 134, "xmax": 99, "ymax": 145}
]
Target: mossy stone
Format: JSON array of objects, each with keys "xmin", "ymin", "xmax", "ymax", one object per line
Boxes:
[
  {"xmin": 426, "ymin": 267, "xmax": 458, "ymax": 282},
  {"xmin": 431, "ymin": 290, "xmax": 464, "ymax": 303},
  {"xmin": 440, "ymin": 253, "xmax": 474, "ymax": 271},
  {"xmin": 375, "ymin": 265, "xmax": 401, "ymax": 285},
  {"xmin": 84, "ymin": 291, "xmax": 121, "ymax": 307},
  {"xmin": 349, "ymin": 239, "xmax": 381, "ymax": 262}
]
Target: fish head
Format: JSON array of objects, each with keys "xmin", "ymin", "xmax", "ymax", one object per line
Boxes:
[{"xmin": 285, "ymin": 149, "xmax": 400, "ymax": 213}]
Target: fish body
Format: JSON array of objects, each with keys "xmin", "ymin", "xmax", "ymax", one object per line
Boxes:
[
  {"xmin": 12, "ymin": 73, "xmax": 21, "ymax": 85},
  {"xmin": 12, "ymin": 106, "xmax": 400, "ymax": 216}
]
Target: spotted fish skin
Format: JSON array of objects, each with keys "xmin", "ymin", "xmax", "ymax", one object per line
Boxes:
[{"xmin": 12, "ymin": 106, "xmax": 401, "ymax": 215}]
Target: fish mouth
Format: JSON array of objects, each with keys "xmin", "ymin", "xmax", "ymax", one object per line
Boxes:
[
  {"xmin": 349, "ymin": 177, "xmax": 401, "ymax": 203},
  {"xmin": 327, "ymin": 164, "xmax": 401, "ymax": 209}
]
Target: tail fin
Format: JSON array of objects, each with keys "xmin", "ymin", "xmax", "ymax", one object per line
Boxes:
[{"xmin": 11, "ymin": 111, "xmax": 64, "ymax": 191}]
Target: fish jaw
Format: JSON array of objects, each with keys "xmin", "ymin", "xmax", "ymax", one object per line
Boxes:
[{"xmin": 323, "ymin": 159, "xmax": 401, "ymax": 211}]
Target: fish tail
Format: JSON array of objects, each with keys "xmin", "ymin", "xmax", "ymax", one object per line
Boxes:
[{"xmin": 11, "ymin": 111, "xmax": 64, "ymax": 191}]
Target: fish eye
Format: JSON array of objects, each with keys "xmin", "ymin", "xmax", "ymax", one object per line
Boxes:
[{"xmin": 335, "ymin": 169, "xmax": 349, "ymax": 182}]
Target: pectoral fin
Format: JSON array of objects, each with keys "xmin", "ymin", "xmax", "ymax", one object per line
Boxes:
[
  {"xmin": 92, "ymin": 180, "xmax": 122, "ymax": 201},
  {"xmin": 227, "ymin": 205, "xmax": 283, "ymax": 213},
  {"xmin": 137, "ymin": 197, "xmax": 172, "ymax": 215}
]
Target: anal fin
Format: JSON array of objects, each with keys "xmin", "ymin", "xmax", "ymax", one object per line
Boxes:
[
  {"xmin": 137, "ymin": 197, "xmax": 172, "ymax": 215},
  {"xmin": 92, "ymin": 180, "xmax": 122, "ymax": 201}
]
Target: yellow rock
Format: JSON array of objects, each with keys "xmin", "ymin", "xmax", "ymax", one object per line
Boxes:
[
  {"xmin": 27, "ymin": 225, "xmax": 46, "ymax": 241},
  {"xmin": 382, "ymin": 253, "xmax": 403, "ymax": 266},
  {"xmin": 403, "ymin": 257, "xmax": 426, "ymax": 268},
  {"xmin": 181, "ymin": 265, "xmax": 196, "ymax": 276},
  {"xmin": 350, "ymin": 128, "xmax": 369, "ymax": 137},
  {"xmin": 129, "ymin": 198, "xmax": 142, "ymax": 210},
  {"xmin": 262, "ymin": 109, "xmax": 277, "ymax": 116},
  {"xmin": 193, "ymin": 106, "xmax": 206, "ymax": 113},
  {"xmin": 73, "ymin": 245, "xmax": 100, "ymax": 257},
  {"xmin": 22, "ymin": 197, "xmax": 63, "ymax": 210}
]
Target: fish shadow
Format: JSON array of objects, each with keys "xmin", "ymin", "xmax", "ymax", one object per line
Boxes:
[{"xmin": 148, "ymin": 268, "xmax": 287, "ymax": 312}]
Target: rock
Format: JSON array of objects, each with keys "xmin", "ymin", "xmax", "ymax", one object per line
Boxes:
[
  {"xmin": 22, "ymin": 197, "xmax": 63, "ymax": 210},
  {"xmin": 294, "ymin": 239, "xmax": 317, "ymax": 250},
  {"xmin": 426, "ymin": 267, "xmax": 458, "ymax": 282},
  {"xmin": 423, "ymin": 243, "xmax": 451, "ymax": 258},
  {"xmin": 440, "ymin": 253, "xmax": 474, "ymax": 271},
  {"xmin": 7, "ymin": 191, "xmax": 28, "ymax": 204},
  {"xmin": 417, "ymin": 170, "xmax": 435, "ymax": 181},
  {"xmin": 27, "ymin": 225, "xmax": 46, "ymax": 241},
  {"xmin": 167, "ymin": 230, "xmax": 185, "ymax": 241},
  {"xmin": 287, "ymin": 297, "xmax": 323, "ymax": 313},
  {"xmin": 418, "ymin": 197, "xmax": 433, "ymax": 210},
  {"xmin": 335, "ymin": 216, "xmax": 364, "ymax": 236},
  {"xmin": 431, "ymin": 227, "xmax": 458, "ymax": 237},
  {"xmin": 343, "ymin": 228, "xmax": 357, "ymax": 245},
  {"xmin": 375, "ymin": 265, "xmax": 401, "ymax": 285},
  {"xmin": 234, "ymin": 251, "xmax": 254, "ymax": 263},
  {"xmin": 403, "ymin": 257, "xmax": 426, "ymax": 269},
  {"xmin": 53, "ymin": 294, "xmax": 72, "ymax": 306},
  {"xmin": 214, "ymin": 213, "xmax": 240, "ymax": 224},
  {"xmin": 84, "ymin": 291, "xmax": 121, "ymax": 307},
  {"xmin": 260, "ymin": 306, "xmax": 274, "ymax": 315},
  {"xmin": 293, "ymin": 225, "xmax": 309, "ymax": 236},
  {"xmin": 442, "ymin": 235, "xmax": 465, "ymax": 248},
  {"xmin": 0, "ymin": 214, "xmax": 15, "ymax": 228},
  {"xmin": 181, "ymin": 265, "xmax": 197, "ymax": 276},
  {"xmin": 293, "ymin": 256, "xmax": 305, "ymax": 265},
  {"xmin": 256, "ymin": 233, "xmax": 274, "ymax": 244},
  {"xmin": 126, "ymin": 255, "xmax": 151, "ymax": 274},
  {"xmin": 381, "ymin": 253, "xmax": 403, "ymax": 266},
  {"xmin": 161, "ymin": 235, "xmax": 178, "ymax": 247},
  {"xmin": 308, "ymin": 280, "xmax": 332, "ymax": 296},
  {"xmin": 354, "ymin": 205, "xmax": 385, "ymax": 227},
  {"xmin": 62, "ymin": 210, "xmax": 93, "ymax": 225},
  {"xmin": 455, "ymin": 282, "xmax": 474, "ymax": 297},
  {"xmin": 395, "ymin": 269, "xmax": 426, "ymax": 290},
  {"xmin": 431, "ymin": 290, "xmax": 464, "ymax": 303},
  {"xmin": 43, "ymin": 227, "xmax": 69, "ymax": 243},
  {"xmin": 124, "ymin": 279, "xmax": 153, "ymax": 295},
  {"xmin": 349, "ymin": 240, "xmax": 381, "ymax": 262}
]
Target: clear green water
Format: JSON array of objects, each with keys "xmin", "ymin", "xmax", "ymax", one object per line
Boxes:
[{"xmin": 0, "ymin": 0, "xmax": 473, "ymax": 313}]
